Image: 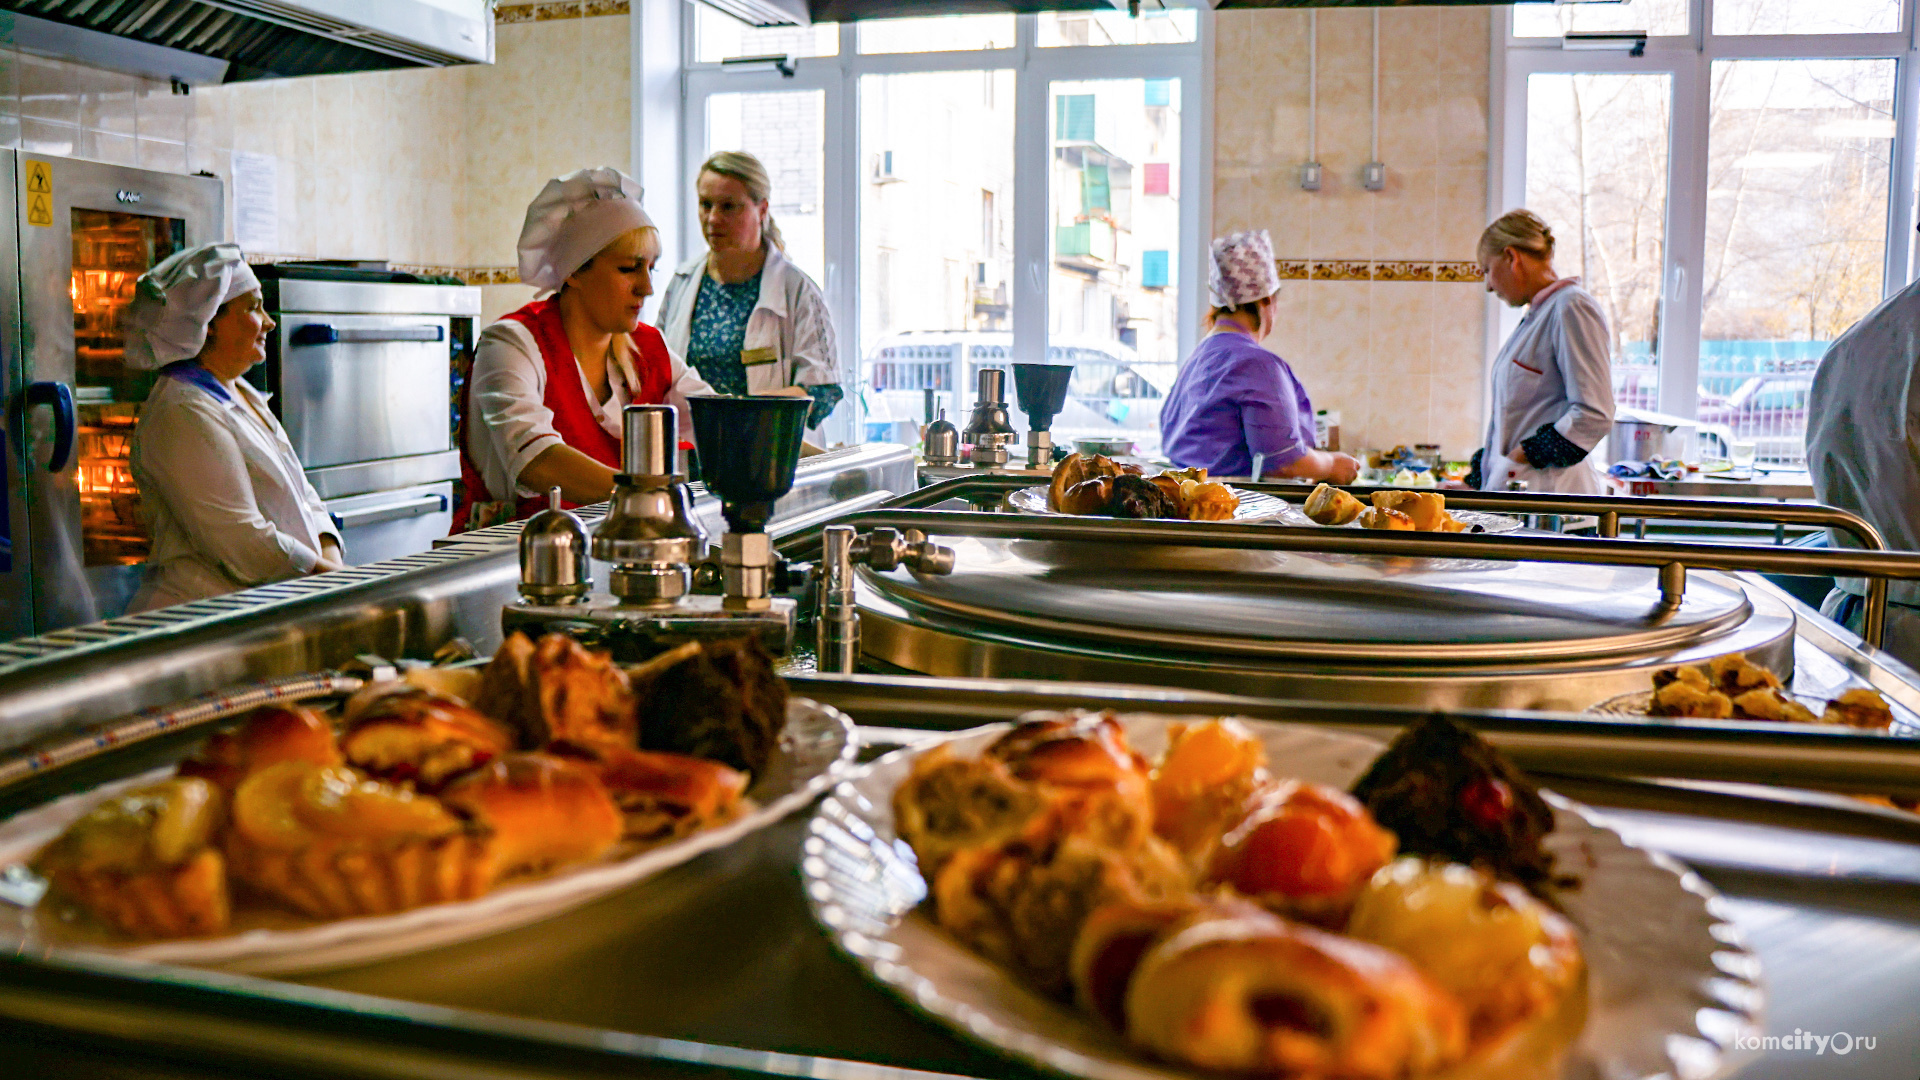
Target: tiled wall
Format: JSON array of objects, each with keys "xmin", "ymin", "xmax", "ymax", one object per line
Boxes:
[
  {"xmin": 0, "ymin": 8, "xmax": 631, "ymax": 326},
  {"xmin": 1214, "ymin": 7, "xmax": 1493, "ymax": 461}
]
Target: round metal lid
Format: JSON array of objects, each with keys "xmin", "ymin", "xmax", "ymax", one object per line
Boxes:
[{"xmin": 859, "ymin": 536, "xmax": 1754, "ymax": 665}]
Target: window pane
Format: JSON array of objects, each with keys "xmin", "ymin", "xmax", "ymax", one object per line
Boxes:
[
  {"xmin": 1038, "ymin": 10, "xmax": 1198, "ymax": 46},
  {"xmin": 1700, "ymin": 59, "xmax": 1893, "ymax": 465},
  {"xmin": 858, "ymin": 71, "xmax": 1016, "ymax": 446},
  {"xmin": 1524, "ymin": 73, "xmax": 1672, "ymax": 414},
  {"xmin": 694, "ymin": 7, "xmax": 837, "ymax": 62},
  {"xmin": 1713, "ymin": 0, "xmax": 1899, "ymax": 35},
  {"xmin": 857, "ymin": 14, "xmax": 1015, "ymax": 54},
  {"xmin": 703, "ymin": 91, "xmax": 827, "ymax": 286},
  {"xmin": 1049, "ymin": 78, "xmax": 1182, "ymax": 458},
  {"xmin": 1512, "ymin": 0, "xmax": 1688, "ymax": 39}
]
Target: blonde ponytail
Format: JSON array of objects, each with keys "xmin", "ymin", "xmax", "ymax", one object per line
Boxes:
[{"xmin": 700, "ymin": 150, "xmax": 785, "ymax": 253}]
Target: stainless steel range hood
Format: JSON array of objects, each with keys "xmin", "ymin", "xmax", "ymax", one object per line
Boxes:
[{"xmin": 0, "ymin": 0, "xmax": 491, "ymax": 83}]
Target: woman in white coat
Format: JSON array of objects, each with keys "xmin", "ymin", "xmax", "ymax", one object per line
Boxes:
[
  {"xmin": 125, "ymin": 244, "xmax": 343, "ymax": 612},
  {"xmin": 1465, "ymin": 210, "xmax": 1615, "ymax": 494},
  {"xmin": 655, "ymin": 151, "xmax": 842, "ymax": 433}
]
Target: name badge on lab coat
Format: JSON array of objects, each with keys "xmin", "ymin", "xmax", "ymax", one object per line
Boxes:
[{"xmin": 741, "ymin": 347, "xmax": 778, "ymax": 367}]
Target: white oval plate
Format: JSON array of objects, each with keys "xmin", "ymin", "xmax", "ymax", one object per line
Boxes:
[
  {"xmin": 1007, "ymin": 484, "xmax": 1289, "ymax": 521},
  {"xmin": 803, "ymin": 713, "xmax": 1764, "ymax": 1080},
  {"xmin": 3, "ymin": 698, "xmax": 856, "ymax": 975}
]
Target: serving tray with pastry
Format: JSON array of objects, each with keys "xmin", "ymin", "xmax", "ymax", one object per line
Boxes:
[
  {"xmin": 1006, "ymin": 453, "xmax": 1288, "ymax": 522},
  {"xmin": 805, "ymin": 710, "xmax": 1760, "ymax": 1080},
  {"xmin": 0, "ymin": 630, "xmax": 855, "ymax": 974},
  {"xmin": 1284, "ymin": 484, "xmax": 1524, "ymax": 534}
]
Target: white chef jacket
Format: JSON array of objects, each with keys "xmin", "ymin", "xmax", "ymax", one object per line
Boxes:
[
  {"xmin": 1807, "ymin": 275, "xmax": 1920, "ymax": 663},
  {"xmin": 128, "ymin": 371, "xmax": 340, "ymax": 612},
  {"xmin": 655, "ymin": 242, "xmax": 840, "ymax": 398},
  {"xmin": 1479, "ymin": 279, "xmax": 1615, "ymax": 494},
  {"xmin": 465, "ymin": 318, "xmax": 712, "ymax": 503}
]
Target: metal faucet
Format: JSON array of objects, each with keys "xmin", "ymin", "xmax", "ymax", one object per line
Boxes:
[
  {"xmin": 817, "ymin": 524, "xmax": 955, "ymax": 674},
  {"xmin": 592, "ymin": 406, "xmax": 706, "ymax": 606},
  {"xmin": 960, "ymin": 368, "xmax": 1017, "ymax": 468}
]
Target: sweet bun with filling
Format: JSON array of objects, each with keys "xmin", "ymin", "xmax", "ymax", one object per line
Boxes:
[
  {"xmin": 1304, "ymin": 484, "xmax": 1365, "ymax": 526},
  {"xmin": 1371, "ymin": 490, "xmax": 1449, "ymax": 531},
  {"xmin": 177, "ymin": 705, "xmax": 343, "ymax": 792},
  {"xmin": 437, "ymin": 753, "xmax": 623, "ymax": 877},
  {"xmin": 1359, "ymin": 507, "xmax": 1416, "ymax": 531},
  {"xmin": 34, "ymin": 777, "xmax": 230, "ymax": 938},
  {"xmin": 339, "ymin": 686, "xmax": 515, "ymax": 791}
]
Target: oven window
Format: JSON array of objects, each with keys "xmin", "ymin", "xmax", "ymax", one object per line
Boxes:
[{"xmin": 71, "ymin": 208, "xmax": 186, "ymax": 566}]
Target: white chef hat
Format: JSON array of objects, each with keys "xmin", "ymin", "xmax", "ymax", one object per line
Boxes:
[
  {"xmin": 1208, "ymin": 229, "xmax": 1281, "ymax": 308},
  {"xmin": 122, "ymin": 243, "xmax": 261, "ymax": 371},
  {"xmin": 517, "ymin": 167, "xmax": 655, "ymax": 293}
]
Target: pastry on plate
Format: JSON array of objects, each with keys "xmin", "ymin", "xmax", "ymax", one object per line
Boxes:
[
  {"xmin": 1824, "ymin": 687, "xmax": 1895, "ymax": 730},
  {"xmin": 1108, "ymin": 474, "xmax": 1181, "ymax": 519},
  {"xmin": 438, "ymin": 753, "xmax": 624, "ymax": 877},
  {"xmin": 1303, "ymin": 483, "xmax": 1365, "ymax": 526},
  {"xmin": 475, "ymin": 632, "xmax": 637, "ymax": 750},
  {"xmin": 549, "ymin": 740, "xmax": 748, "ymax": 843},
  {"xmin": 176, "ymin": 705, "xmax": 343, "ymax": 792},
  {"xmin": 632, "ymin": 637, "xmax": 788, "ymax": 778},
  {"xmin": 1151, "ymin": 719, "xmax": 1270, "ymax": 861},
  {"xmin": 1057, "ymin": 476, "xmax": 1114, "ymax": 515},
  {"xmin": 1180, "ymin": 480, "xmax": 1240, "ymax": 521},
  {"xmin": 1122, "ymin": 904, "xmax": 1469, "ymax": 1078},
  {"xmin": 1371, "ymin": 490, "xmax": 1449, "ymax": 531},
  {"xmin": 223, "ymin": 759, "xmax": 491, "ymax": 920},
  {"xmin": 1349, "ymin": 714, "xmax": 1565, "ymax": 901},
  {"xmin": 1730, "ymin": 687, "xmax": 1819, "ymax": 724},
  {"xmin": 1071, "ymin": 893, "xmax": 1273, "ymax": 1031},
  {"xmin": 1649, "ymin": 672, "xmax": 1735, "ymax": 719},
  {"xmin": 1047, "ymin": 453, "xmax": 1132, "ymax": 512},
  {"xmin": 1359, "ymin": 507, "xmax": 1415, "ymax": 531},
  {"xmin": 33, "ymin": 777, "xmax": 230, "ymax": 938},
  {"xmin": 339, "ymin": 685, "xmax": 515, "ymax": 791},
  {"xmin": 1347, "ymin": 857, "xmax": 1582, "ymax": 1043},
  {"xmin": 1204, "ymin": 780, "xmax": 1398, "ymax": 928}
]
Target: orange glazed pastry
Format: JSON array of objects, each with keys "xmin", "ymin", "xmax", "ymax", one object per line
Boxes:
[
  {"xmin": 340, "ymin": 685, "xmax": 515, "ymax": 791},
  {"xmin": 549, "ymin": 741, "xmax": 747, "ymax": 843},
  {"xmin": 224, "ymin": 760, "xmax": 491, "ymax": 920},
  {"xmin": 1151, "ymin": 719, "xmax": 1272, "ymax": 865},
  {"xmin": 176, "ymin": 705, "xmax": 342, "ymax": 791},
  {"xmin": 1206, "ymin": 780, "xmax": 1398, "ymax": 928},
  {"xmin": 34, "ymin": 777, "xmax": 230, "ymax": 938},
  {"xmin": 438, "ymin": 753, "xmax": 623, "ymax": 877}
]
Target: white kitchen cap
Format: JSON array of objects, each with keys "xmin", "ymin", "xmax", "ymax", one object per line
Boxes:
[
  {"xmin": 122, "ymin": 243, "xmax": 261, "ymax": 370},
  {"xmin": 1208, "ymin": 229, "xmax": 1281, "ymax": 308},
  {"xmin": 517, "ymin": 167, "xmax": 655, "ymax": 292}
]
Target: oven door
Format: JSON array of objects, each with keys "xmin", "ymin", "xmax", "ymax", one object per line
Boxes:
[
  {"xmin": 15, "ymin": 155, "xmax": 223, "ymax": 633},
  {"xmin": 273, "ymin": 314, "xmax": 453, "ymax": 471}
]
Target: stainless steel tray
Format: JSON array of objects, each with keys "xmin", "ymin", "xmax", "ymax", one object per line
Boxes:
[{"xmin": 5, "ymin": 677, "xmax": 1920, "ymax": 1080}]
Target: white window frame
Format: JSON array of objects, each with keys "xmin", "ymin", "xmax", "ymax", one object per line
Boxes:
[
  {"xmin": 681, "ymin": 11, "xmax": 1211, "ymax": 445},
  {"xmin": 1490, "ymin": 0, "xmax": 1920, "ymax": 423}
]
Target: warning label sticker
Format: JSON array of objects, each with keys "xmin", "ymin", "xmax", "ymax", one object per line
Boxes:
[{"xmin": 25, "ymin": 160, "xmax": 51, "ymax": 226}]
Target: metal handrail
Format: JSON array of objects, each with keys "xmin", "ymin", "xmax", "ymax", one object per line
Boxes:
[{"xmin": 806, "ymin": 508, "xmax": 1920, "ymax": 648}]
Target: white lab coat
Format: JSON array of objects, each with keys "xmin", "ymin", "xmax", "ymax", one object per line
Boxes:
[
  {"xmin": 465, "ymin": 319, "xmax": 712, "ymax": 503},
  {"xmin": 1479, "ymin": 279, "xmax": 1615, "ymax": 494},
  {"xmin": 655, "ymin": 242, "xmax": 840, "ymax": 398},
  {"xmin": 128, "ymin": 372, "xmax": 340, "ymax": 612},
  {"xmin": 1807, "ymin": 274, "xmax": 1920, "ymax": 664}
]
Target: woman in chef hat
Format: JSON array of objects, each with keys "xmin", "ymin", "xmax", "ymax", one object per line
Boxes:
[
  {"xmin": 1161, "ymin": 229, "xmax": 1361, "ymax": 482},
  {"xmin": 124, "ymin": 243, "xmax": 345, "ymax": 612},
  {"xmin": 655, "ymin": 151, "xmax": 842, "ymax": 436},
  {"xmin": 458, "ymin": 167, "xmax": 713, "ymax": 530},
  {"xmin": 1465, "ymin": 209, "xmax": 1614, "ymax": 493}
]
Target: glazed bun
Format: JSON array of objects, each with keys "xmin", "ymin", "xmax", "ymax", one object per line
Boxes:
[
  {"xmin": 1047, "ymin": 453, "xmax": 1126, "ymax": 511},
  {"xmin": 1359, "ymin": 507, "xmax": 1415, "ymax": 531},
  {"xmin": 1124, "ymin": 914, "xmax": 1468, "ymax": 1078},
  {"xmin": 177, "ymin": 705, "xmax": 342, "ymax": 791},
  {"xmin": 1371, "ymin": 490, "xmax": 1449, "ymax": 531},
  {"xmin": 1071, "ymin": 894, "xmax": 1273, "ymax": 1030},
  {"xmin": 438, "ymin": 753, "xmax": 622, "ymax": 876},
  {"xmin": 1058, "ymin": 476, "xmax": 1113, "ymax": 515},
  {"xmin": 340, "ymin": 686, "xmax": 515, "ymax": 790},
  {"xmin": 1304, "ymin": 484, "xmax": 1365, "ymax": 526},
  {"xmin": 1206, "ymin": 781, "xmax": 1397, "ymax": 927}
]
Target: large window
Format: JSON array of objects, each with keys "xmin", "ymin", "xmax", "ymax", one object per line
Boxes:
[
  {"xmin": 1500, "ymin": 0, "xmax": 1914, "ymax": 465},
  {"xmin": 685, "ymin": 10, "xmax": 1206, "ymax": 452}
]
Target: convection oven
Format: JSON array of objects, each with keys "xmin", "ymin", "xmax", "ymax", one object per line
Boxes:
[{"xmin": 0, "ymin": 153, "xmax": 223, "ymax": 638}]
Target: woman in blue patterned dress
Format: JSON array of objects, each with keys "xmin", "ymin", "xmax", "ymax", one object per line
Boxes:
[{"xmin": 656, "ymin": 151, "xmax": 843, "ymax": 436}]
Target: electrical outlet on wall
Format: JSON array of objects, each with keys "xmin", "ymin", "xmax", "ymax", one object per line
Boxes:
[
  {"xmin": 1362, "ymin": 162, "xmax": 1386, "ymax": 191},
  {"xmin": 1299, "ymin": 162, "xmax": 1322, "ymax": 191}
]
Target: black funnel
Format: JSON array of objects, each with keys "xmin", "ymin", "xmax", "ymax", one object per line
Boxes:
[
  {"xmin": 689, "ymin": 395, "xmax": 811, "ymax": 533},
  {"xmin": 1012, "ymin": 364, "xmax": 1074, "ymax": 430}
]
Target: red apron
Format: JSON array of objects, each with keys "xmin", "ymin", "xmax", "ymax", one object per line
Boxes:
[{"xmin": 453, "ymin": 298, "xmax": 674, "ymax": 531}]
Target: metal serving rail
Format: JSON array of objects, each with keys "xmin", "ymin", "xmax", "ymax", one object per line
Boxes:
[{"xmin": 6, "ymin": 683, "xmax": 1920, "ymax": 1080}]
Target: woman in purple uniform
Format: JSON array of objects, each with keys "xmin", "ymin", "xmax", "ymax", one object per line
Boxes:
[{"xmin": 1160, "ymin": 230, "xmax": 1359, "ymax": 483}]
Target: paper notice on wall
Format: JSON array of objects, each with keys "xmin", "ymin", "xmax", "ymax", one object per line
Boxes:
[{"xmin": 232, "ymin": 151, "xmax": 279, "ymax": 254}]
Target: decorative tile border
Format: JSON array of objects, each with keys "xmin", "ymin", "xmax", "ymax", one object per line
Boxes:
[
  {"xmin": 496, "ymin": 0, "xmax": 628, "ymax": 23},
  {"xmin": 1278, "ymin": 260, "xmax": 1483, "ymax": 282}
]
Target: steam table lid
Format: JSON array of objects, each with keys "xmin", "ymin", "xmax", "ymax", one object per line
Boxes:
[{"xmin": 859, "ymin": 536, "xmax": 1754, "ymax": 665}]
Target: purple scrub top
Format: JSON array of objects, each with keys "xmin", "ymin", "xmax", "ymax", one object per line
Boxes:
[{"xmin": 1159, "ymin": 330, "xmax": 1318, "ymax": 477}]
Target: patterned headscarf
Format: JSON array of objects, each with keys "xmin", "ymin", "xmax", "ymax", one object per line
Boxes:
[{"xmin": 1208, "ymin": 229, "xmax": 1280, "ymax": 308}]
